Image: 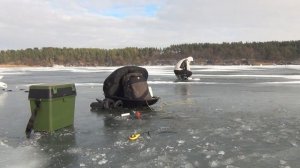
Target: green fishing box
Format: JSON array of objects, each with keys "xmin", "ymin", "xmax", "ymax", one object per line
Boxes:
[{"xmin": 28, "ymin": 83, "xmax": 76, "ymax": 132}]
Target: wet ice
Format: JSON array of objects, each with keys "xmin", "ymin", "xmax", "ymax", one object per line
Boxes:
[{"xmin": 1, "ymin": 65, "xmax": 300, "ymax": 167}]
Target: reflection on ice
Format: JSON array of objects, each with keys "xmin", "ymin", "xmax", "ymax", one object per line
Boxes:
[
  {"xmin": 0, "ymin": 65, "xmax": 300, "ymax": 167},
  {"xmin": 0, "ymin": 139, "xmax": 47, "ymax": 168},
  {"xmin": 0, "ymin": 92, "xmax": 7, "ymax": 107}
]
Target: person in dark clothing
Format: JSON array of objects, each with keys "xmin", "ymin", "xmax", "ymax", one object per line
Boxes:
[{"xmin": 174, "ymin": 56, "xmax": 193, "ymax": 80}]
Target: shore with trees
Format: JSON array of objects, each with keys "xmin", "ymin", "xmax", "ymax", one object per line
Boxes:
[{"xmin": 1, "ymin": 41, "xmax": 300, "ymax": 66}]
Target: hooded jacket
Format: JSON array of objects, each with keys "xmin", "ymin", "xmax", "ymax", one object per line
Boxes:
[{"xmin": 174, "ymin": 56, "xmax": 193, "ymax": 71}]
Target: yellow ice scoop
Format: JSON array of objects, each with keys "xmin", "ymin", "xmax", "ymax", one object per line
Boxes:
[{"xmin": 129, "ymin": 133, "xmax": 140, "ymax": 141}]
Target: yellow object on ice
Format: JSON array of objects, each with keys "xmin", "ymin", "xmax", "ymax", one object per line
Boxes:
[{"xmin": 129, "ymin": 133, "xmax": 140, "ymax": 141}]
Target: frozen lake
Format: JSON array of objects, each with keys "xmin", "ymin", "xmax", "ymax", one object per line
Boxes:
[{"xmin": 1, "ymin": 65, "xmax": 300, "ymax": 168}]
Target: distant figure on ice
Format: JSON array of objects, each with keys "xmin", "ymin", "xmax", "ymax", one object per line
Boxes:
[
  {"xmin": 174, "ymin": 56, "xmax": 193, "ymax": 80},
  {"xmin": 0, "ymin": 76, "xmax": 7, "ymax": 91}
]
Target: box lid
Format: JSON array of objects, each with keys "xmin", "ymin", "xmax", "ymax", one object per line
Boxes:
[{"xmin": 28, "ymin": 83, "xmax": 76, "ymax": 99}]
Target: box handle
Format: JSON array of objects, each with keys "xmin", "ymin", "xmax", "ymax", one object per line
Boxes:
[{"xmin": 25, "ymin": 99, "xmax": 41, "ymax": 138}]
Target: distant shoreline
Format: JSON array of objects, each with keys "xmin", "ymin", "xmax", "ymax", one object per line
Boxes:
[
  {"xmin": 0, "ymin": 63, "xmax": 299, "ymax": 68},
  {"xmin": 0, "ymin": 64, "xmax": 30, "ymax": 67},
  {"xmin": 1, "ymin": 41, "xmax": 299, "ymax": 66}
]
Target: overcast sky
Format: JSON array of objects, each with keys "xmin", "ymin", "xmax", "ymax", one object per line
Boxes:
[{"xmin": 0, "ymin": 0, "xmax": 299, "ymax": 50}]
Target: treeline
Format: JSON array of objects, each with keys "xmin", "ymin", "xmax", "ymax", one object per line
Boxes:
[{"xmin": 1, "ymin": 41, "xmax": 300, "ymax": 66}]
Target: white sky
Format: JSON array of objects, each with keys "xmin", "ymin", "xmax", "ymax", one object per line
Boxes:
[{"xmin": 0, "ymin": 0, "xmax": 299, "ymax": 50}]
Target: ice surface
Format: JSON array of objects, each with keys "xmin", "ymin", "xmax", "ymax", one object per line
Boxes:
[
  {"xmin": 0, "ymin": 92, "xmax": 7, "ymax": 107},
  {"xmin": 0, "ymin": 139, "xmax": 48, "ymax": 168},
  {"xmin": 0, "ymin": 65, "xmax": 300, "ymax": 167}
]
